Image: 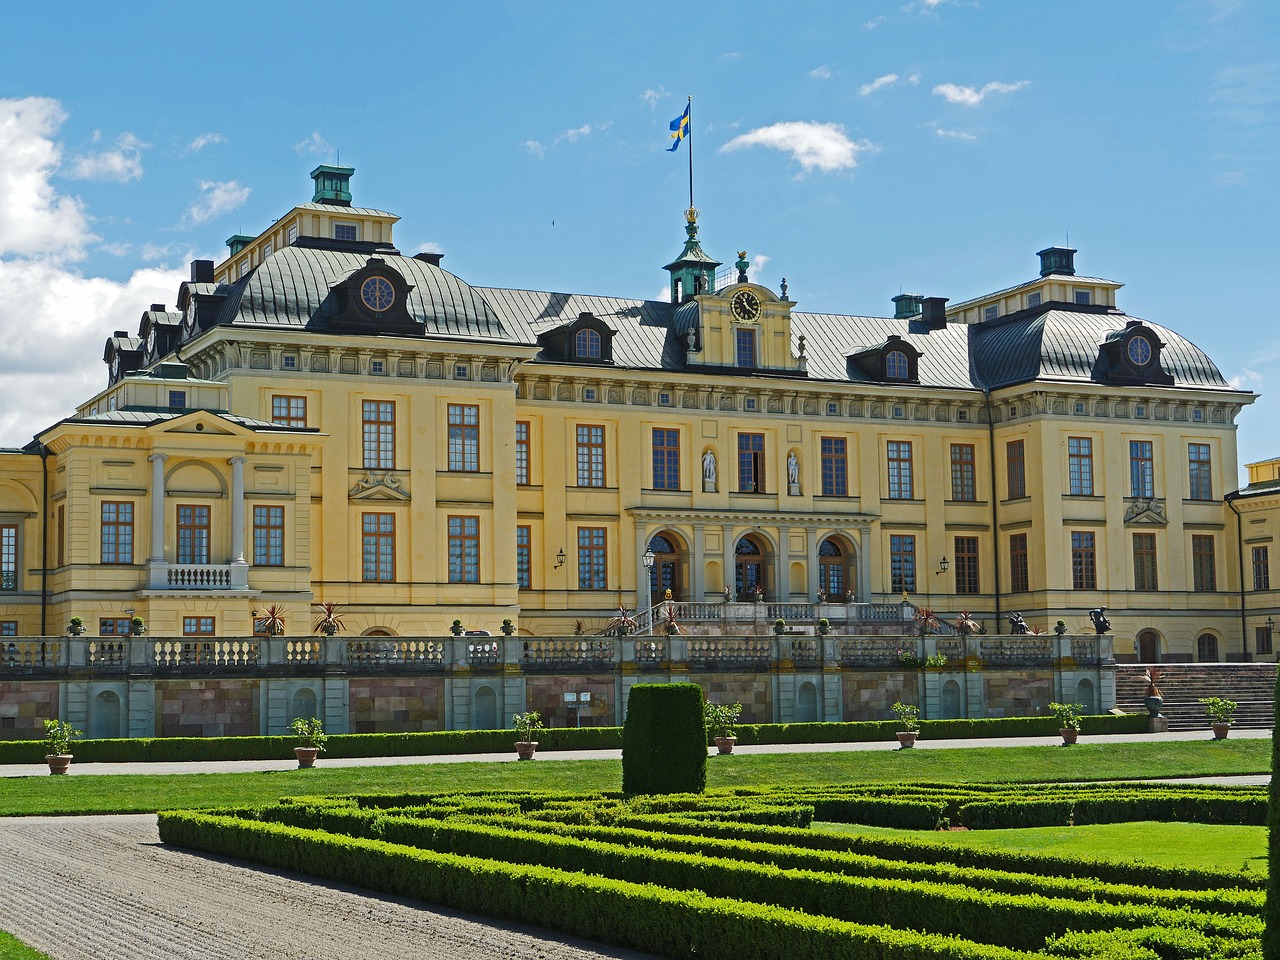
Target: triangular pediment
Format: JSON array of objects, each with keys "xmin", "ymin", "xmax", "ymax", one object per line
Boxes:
[
  {"xmin": 348, "ymin": 471, "xmax": 411, "ymax": 501},
  {"xmin": 1123, "ymin": 498, "xmax": 1168, "ymax": 526}
]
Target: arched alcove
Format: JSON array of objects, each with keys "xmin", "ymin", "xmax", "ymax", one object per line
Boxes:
[
  {"xmin": 290, "ymin": 687, "xmax": 318, "ymax": 722},
  {"xmin": 1076, "ymin": 678, "xmax": 1096, "ymax": 715},
  {"xmin": 941, "ymin": 680, "xmax": 963, "ymax": 719},
  {"xmin": 474, "ymin": 685, "xmax": 498, "ymax": 730},
  {"xmin": 90, "ymin": 690, "xmax": 122, "ymax": 739},
  {"xmin": 797, "ymin": 681, "xmax": 818, "ymax": 722}
]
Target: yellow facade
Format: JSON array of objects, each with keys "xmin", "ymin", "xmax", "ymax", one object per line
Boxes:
[{"xmin": 0, "ymin": 168, "xmax": 1261, "ymax": 661}]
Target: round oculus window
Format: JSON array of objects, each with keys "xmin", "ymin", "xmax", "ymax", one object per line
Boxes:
[
  {"xmin": 1126, "ymin": 335, "xmax": 1152, "ymax": 367},
  {"xmin": 731, "ymin": 289, "xmax": 761, "ymax": 321},
  {"xmin": 360, "ymin": 276, "xmax": 395, "ymax": 313}
]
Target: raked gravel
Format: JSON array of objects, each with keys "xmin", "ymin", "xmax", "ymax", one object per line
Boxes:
[{"xmin": 0, "ymin": 814, "xmax": 657, "ymax": 960}]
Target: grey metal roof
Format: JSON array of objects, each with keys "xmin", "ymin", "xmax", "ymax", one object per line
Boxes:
[
  {"xmin": 793, "ymin": 313, "xmax": 975, "ymax": 388},
  {"xmin": 291, "ymin": 202, "xmax": 398, "ymax": 218},
  {"xmin": 213, "ymin": 247, "xmax": 511, "ymax": 341},
  {"xmin": 948, "ymin": 274, "xmax": 1120, "ymax": 311},
  {"xmin": 1227, "ymin": 477, "xmax": 1280, "ymax": 500},
  {"xmin": 60, "ymin": 410, "xmax": 313, "ymax": 431}
]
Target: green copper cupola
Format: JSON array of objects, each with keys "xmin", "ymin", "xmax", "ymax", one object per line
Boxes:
[
  {"xmin": 310, "ymin": 165, "xmax": 354, "ymax": 206},
  {"xmin": 663, "ymin": 207, "xmax": 721, "ymax": 303}
]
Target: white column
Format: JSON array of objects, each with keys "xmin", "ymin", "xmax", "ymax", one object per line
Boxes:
[
  {"xmin": 229, "ymin": 456, "xmax": 246, "ymax": 564},
  {"xmin": 634, "ymin": 524, "xmax": 649, "ymax": 610},
  {"xmin": 148, "ymin": 453, "xmax": 167, "ymax": 561}
]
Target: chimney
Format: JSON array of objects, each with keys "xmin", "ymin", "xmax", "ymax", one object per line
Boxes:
[
  {"xmin": 920, "ymin": 296, "xmax": 949, "ymax": 331},
  {"xmin": 190, "ymin": 260, "xmax": 215, "ymax": 283},
  {"xmin": 1037, "ymin": 246, "xmax": 1077, "ymax": 277},
  {"xmin": 892, "ymin": 293, "xmax": 923, "ymax": 319},
  {"xmin": 413, "ymin": 251, "xmax": 444, "ymax": 267},
  {"xmin": 113, "ymin": 330, "xmax": 128, "ymax": 338},
  {"xmin": 150, "ymin": 303, "xmax": 165, "ymax": 313}
]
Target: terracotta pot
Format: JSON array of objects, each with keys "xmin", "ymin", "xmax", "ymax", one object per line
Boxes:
[
  {"xmin": 294, "ymin": 746, "xmax": 320, "ymax": 768},
  {"xmin": 45, "ymin": 754, "xmax": 72, "ymax": 775},
  {"xmin": 515, "ymin": 740, "xmax": 538, "ymax": 760},
  {"xmin": 1212, "ymin": 723, "xmax": 1231, "ymax": 740},
  {"xmin": 896, "ymin": 731, "xmax": 918, "ymax": 749},
  {"xmin": 1060, "ymin": 728, "xmax": 1079, "ymax": 745},
  {"xmin": 714, "ymin": 736, "xmax": 737, "ymax": 755}
]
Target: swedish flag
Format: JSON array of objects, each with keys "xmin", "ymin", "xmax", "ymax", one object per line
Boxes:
[{"xmin": 667, "ymin": 103, "xmax": 690, "ymax": 152}]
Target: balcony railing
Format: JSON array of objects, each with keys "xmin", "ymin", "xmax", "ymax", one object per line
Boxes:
[{"xmin": 146, "ymin": 561, "xmax": 251, "ymax": 590}]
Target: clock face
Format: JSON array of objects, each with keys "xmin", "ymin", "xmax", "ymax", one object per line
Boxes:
[
  {"xmin": 1127, "ymin": 335, "xmax": 1152, "ymax": 367},
  {"xmin": 361, "ymin": 276, "xmax": 395, "ymax": 313},
  {"xmin": 731, "ymin": 289, "xmax": 761, "ymax": 322},
  {"xmin": 110, "ymin": 354, "xmax": 120, "ymax": 378},
  {"xmin": 146, "ymin": 327, "xmax": 157, "ymax": 353}
]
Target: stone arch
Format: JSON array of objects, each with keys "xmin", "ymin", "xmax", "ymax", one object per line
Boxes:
[
  {"xmin": 90, "ymin": 690, "xmax": 123, "ymax": 739},
  {"xmin": 362, "ymin": 628, "xmax": 397, "ymax": 637},
  {"xmin": 789, "ymin": 560, "xmax": 806, "ymax": 596},
  {"xmin": 1076, "ymin": 678, "xmax": 1096, "ymax": 715},
  {"xmin": 797, "ymin": 681, "xmax": 818, "ymax": 722},
  {"xmin": 647, "ymin": 531, "xmax": 687, "ymax": 605},
  {"xmin": 816, "ymin": 533, "xmax": 858, "ymax": 600},
  {"xmin": 0, "ymin": 479, "xmax": 39, "ymax": 514},
  {"xmin": 164, "ymin": 459, "xmax": 228, "ymax": 496},
  {"xmin": 290, "ymin": 687, "xmax": 318, "ymax": 721},
  {"xmin": 941, "ymin": 679, "xmax": 963, "ymax": 719},
  {"xmin": 733, "ymin": 532, "xmax": 772, "ymax": 599},
  {"xmin": 473, "ymin": 685, "xmax": 498, "ymax": 730}
]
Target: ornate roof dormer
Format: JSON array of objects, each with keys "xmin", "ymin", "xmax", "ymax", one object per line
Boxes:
[
  {"xmin": 846, "ymin": 334, "xmax": 922, "ymax": 384},
  {"xmin": 326, "ymin": 257, "xmax": 421, "ymax": 336},
  {"xmin": 663, "ymin": 208, "xmax": 721, "ymax": 304},
  {"xmin": 1097, "ymin": 320, "xmax": 1175, "ymax": 387}
]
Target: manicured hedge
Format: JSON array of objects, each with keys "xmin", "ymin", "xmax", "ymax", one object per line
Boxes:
[
  {"xmin": 159, "ymin": 811, "xmax": 1037, "ymax": 960},
  {"xmin": 622, "ymin": 683, "xmax": 706, "ymax": 795}
]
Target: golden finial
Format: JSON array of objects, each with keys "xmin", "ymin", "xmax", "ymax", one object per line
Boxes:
[{"xmin": 685, "ymin": 207, "xmax": 699, "ymax": 223}]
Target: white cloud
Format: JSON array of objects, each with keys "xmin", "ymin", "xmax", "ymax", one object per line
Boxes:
[
  {"xmin": 293, "ymin": 131, "xmax": 333, "ymax": 156},
  {"xmin": 98, "ymin": 242, "xmax": 131, "ymax": 257},
  {"xmin": 859, "ymin": 73, "xmax": 899, "ymax": 96},
  {"xmin": 523, "ymin": 139, "xmax": 546, "ymax": 158},
  {"xmin": 0, "ymin": 97, "xmax": 94, "ymax": 259},
  {"xmin": 936, "ymin": 128, "xmax": 978, "ymax": 141},
  {"xmin": 719, "ymin": 121, "xmax": 875, "ymax": 174},
  {"xmin": 933, "ymin": 80, "xmax": 1029, "ymax": 107},
  {"xmin": 863, "ymin": 15, "xmax": 886, "ymax": 29},
  {"xmin": 415, "ymin": 241, "xmax": 444, "ymax": 256},
  {"xmin": 142, "ymin": 242, "xmax": 178, "ymax": 262},
  {"xmin": 751, "ymin": 254, "xmax": 770, "ymax": 278},
  {"xmin": 641, "ymin": 86, "xmax": 667, "ymax": 107},
  {"xmin": 1214, "ymin": 169, "xmax": 1246, "ymax": 186},
  {"xmin": 809, "ymin": 65, "xmax": 833, "ymax": 80},
  {"xmin": 907, "ymin": 73, "xmax": 922, "ymax": 85},
  {"xmin": 1210, "ymin": 62, "xmax": 1280, "ymax": 126},
  {"xmin": 185, "ymin": 133, "xmax": 225, "ymax": 154},
  {"xmin": 68, "ymin": 132, "xmax": 146, "ymax": 183},
  {"xmin": 182, "ymin": 180, "xmax": 251, "ymax": 226},
  {"xmin": 1230, "ymin": 368, "xmax": 1263, "ymax": 390},
  {"xmin": 555, "ymin": 122, "xmax": 611, "ymax": 145}
]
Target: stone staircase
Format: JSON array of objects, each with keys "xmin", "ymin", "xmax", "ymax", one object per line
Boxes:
[{"xmin": 1114, "ymin": 663, "xmax": 1277, "ymax": 731}]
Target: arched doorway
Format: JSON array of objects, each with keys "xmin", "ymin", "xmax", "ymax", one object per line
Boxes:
[
  {"xmin": 647, "ymin": 533, "xmax": 682, "ymax": 606},
  {"xmin": 474, "ymin": 685, "xmax": 498, "ymax": 730},
  {"xmin": 797, "ymin": 682, "xmax": 818, "ymax": 722},
  {"xmin": 1197, "ymin": 634, "xmax": 1220, "ymax": 662},
  {"xmin": 734, "ymin": 535, "xmax": 767, "ymax": 599},
  {"xmin": 1137, "ymin": 630, "xmax": 1160, "ymax": 663},
  {"xmin": 817, "ymin": 537, "xmax": 854, "ymax": 600},
  {"xmin": 1076, "ymin": 678, "xmax": 1096, "ymax": 714}
]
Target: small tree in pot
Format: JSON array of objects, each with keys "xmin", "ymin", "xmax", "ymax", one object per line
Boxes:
[
  {"xmin": 313, "ymin": 603, "xmax": 344, "ymax": 637},
  {"xmin": 704, "ymin": 701, "xmax": 742, "ymax": 754},
  {"xmin": 891, "ymin": 701, "xmax": 920, "ymax": 748},
  {"xmin": 43, "ymin": 719, "xmax": 82, "ymax": 774},
  {"xmin": 1048, "ymin": 702, "xmax": 1084, "ymax": 745},
  {"xmin": 67, "ymin": 617, "xmax": 86, "ymax": 637},
  {"xmin": 289, "ymin": 716, "xmax": 327, "ymax": 768},
  {"xmin": 512, "ymin": 710, "xmax": 543, "ymax": 760},
  {"xmin": 129, "ymin": 616, "xmax": 147, "ymax": 636},
  {"xmin": 1200, "ymin": 696, "xmax": 1237, "ymax": 739}
]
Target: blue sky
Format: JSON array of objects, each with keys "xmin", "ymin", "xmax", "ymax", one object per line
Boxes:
[{"xmin": 1, "ymin": 1, "xmax": 1277, "ymax": 479}]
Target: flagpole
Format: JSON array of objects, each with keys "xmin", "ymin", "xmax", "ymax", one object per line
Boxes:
[{"xmin": 687, "ymin": 95, "xmax": 694, "ymax": 211}]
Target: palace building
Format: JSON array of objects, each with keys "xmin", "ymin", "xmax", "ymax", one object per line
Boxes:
[{"xmin": 0, "ymin": 165, "xmax": 1267, "ymax": 670}]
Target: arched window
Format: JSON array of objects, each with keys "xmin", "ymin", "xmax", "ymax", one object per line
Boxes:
[
  {"xmin": 735, "ymin": 536, "xmax": 765, "ymax": 599},
  {"xmin": 575, "ymin": 328, "xmax": 602, "ymax": 359},
  {"xmin": 885, "ymin": 350, "xmax": 909, "ymax": 379},
  {"xmin": 648, "ymin": 534, "xmax": 681, "ymax": 605},
  {"xmin": 817, "ymin": 538, "xmax": 850, "ymax": 599},
  {"xmin": 1196, "ymin": 634, "xmax": 1219, "ymax": 662}
]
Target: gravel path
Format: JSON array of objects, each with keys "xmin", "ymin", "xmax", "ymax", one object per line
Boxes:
[{"xmin": 0, "ymin": 814, "xmax": 656, "ymax": 960}]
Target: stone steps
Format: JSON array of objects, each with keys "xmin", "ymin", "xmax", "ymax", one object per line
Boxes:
[{"xmin": 1114, "ymin": 663, "xmax": 1276, "ymax": 730}]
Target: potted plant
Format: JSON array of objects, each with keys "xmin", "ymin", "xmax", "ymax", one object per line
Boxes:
[
  {"xmin": 129, "ymin": 616, "xmax": 147, "ymax": 636},
  {"xmin": 661, "ymin": 605, "xmax": 684, "ymax": 636},
  {"xmin": 313, "ymin": 602, "xmax": 344, "ymax": 637},
  {"xmin": 605, "ymin": 605, "xmax": 638, "ymax": 637},
  {"xmin": 513, "ymin": 710, "xmax": 542, "ymax": 760},
  {"xmin": 258, "ymin": 604, "xmax": 286, "ymax": 636},
  {"xmin": 1048, "ymin": 702, "xmax": 1084, "ymax": 745},
  {"xmin": 816, "ymin": 589, "xmax": 827, "ymax": 603},
  {"xmin": 955, "ymin": 611, "xmax": 979, "ymax": 636},
  {"xmin": 573, "ymin": 619, "xmax": 585, "ymax": 636},
  {"xmin": 1054, "ymin": 619, "xmax": 1068, "ymax": 636},
  {"xmin": 913, "ymin": 608, "xmax": 940, "ymax": 636},
  {"xmin": 817, "ymin": 617, "xmax": 831, "ymax": 636},
  {"xmin": 501, "ymin": 618, "xmax": 516, "ymax": 636},
  {"xmin": 891, "ymin": 701, "xmax": 920, "ymax": 748},
  {"xmin": 450, "ymin": 619, "xmax": 465, "ymax": 637},
  {"xmin": 43, "ymin": 719, "xmax": 81, "ymax": 774},
  {"xmin": 842, "ymin": 588, "xmax": 855, "ymax": 604},
  {"xmin": 751, "ymin": 584, "xmax": 764, "ymax": 602},
  {"xmin": 289, "ymin": 716, "xmax": 327, "ymax": 768},
  {"xmin": 704, "ymin": 700, "xmax": 742, "ymax": 754},
  {"xmin": 773, "ymin": 618, "xmax": 786, "ymax": 636},
  {"xmin": 67, "ymin": 616, "xmax": 86, "ymax": 637},
  {"xmin": 1200, "ymin": 696, "xmax": 1236, "ymax": 739},
  {"xmin": 1142, "ymin": 668, "xmax": 1164, "ymax": 717}
]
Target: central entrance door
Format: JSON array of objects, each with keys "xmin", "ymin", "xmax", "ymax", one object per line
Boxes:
[
  {"xmin": 647, "ymin": 534, "xmax": 680, "ymax": 606},
  {"xmin": 735, "ymin": 535, "xmax": 765, "ymax": 599}
]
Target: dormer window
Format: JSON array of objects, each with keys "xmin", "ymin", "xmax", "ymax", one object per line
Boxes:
[
  {"xmin": 983, "ymin": 305, "xmax": 998, "ymax": 321},
  {"xmin": 848, "ymin": 335, "xmax": 921, "ymax": 384},
  {"xmin": 333, "ymin": 223, "xmax": 358, "ymax": 241},
  {"xmin": 1026, "ymin": 291, "xmax": 1041, "ymax": 308},
  {"xmin": 575, "ymin": 328, "xmax": 602, "ymax": 360},
  {"xmin": 1098, "ymin": 321, "xmax": 1175, "ymax": 387},
  {"xmin": 885, "ymin": 350, "xmax": 910, "ymax": 380}
]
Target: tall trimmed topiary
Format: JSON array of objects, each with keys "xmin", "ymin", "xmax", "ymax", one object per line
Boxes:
[
  {"xmin": 622, "ymin": 682, "xmax": 706, "ymax": 796},
  {"xmin": 1267, "ymin": 667, "xmax": 1280, "ymax": 959}
]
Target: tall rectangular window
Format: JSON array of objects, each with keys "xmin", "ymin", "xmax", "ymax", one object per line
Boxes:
[
  {"xmin": 820, "ymin": 437, "xmax": 848, "ymax": 496},
  {"xmin": 887, "ymin": 441, "xmax": 913, "ymax": 499},
  {"xmin": 448, "ymin": 515, "xmax": 479, "ymax": 583},
  {"xmin": 1257, "ymin": 626, "xmax": 1274, "ymax": 656},
  {"xmin": 1009, "ymin": 533, "xmax": 1029, "ymax": 593},
  {"xmin": 954, "ymin": 536, "xmax": 980, "ymax": 595},
  {"xmin": 737, "ymin": 433, "xmax": 766, "ymax": 492},
  {"xmin": 183, "ymin": 616, "xmax": 215, "ymax": 636},
  {"xmin": 1192, "ymin": 535, "xmax": 1216, "ymax": 592},
  {"xmin": 1129, "ymin": 440, "xmax": 1154, "ymax": 497},
  {"xmin": 1071, "ymin": 532, "xmax": 1097, "ymax": 590},
  {"xmin": 1068, "ymin": 437, "xmax": 1093, "ymax": 495},
  {"xmin": 100, "ymin": 501, "xmax": 134, "ymax": 564},
  {"xmin": 1188, "ymin": 444, "xmax": 1213, "ymax": 500},
  {"xmin": 576, "ymin": 425, "xmax": 605, "ymax": 487},
  {"xmin": 1133, "ymin": 533, "xmax": 1158, "ymax": 591},
  {"xmin": 515, "ymin": 421, "xmax": 530, "ymax": 485},
  {"xmin": 271, "ymin": 395, "xmax": 307, "ymax": 427},
  {"xmin": 889, "ymin": 534, "xmax": 916, "ymax": 593},
  {"xmin": 577, "ymin": 526, "xmax": 607, "ymax": 590},
  {"xmin": 516, "ymin": 525, "xmax": 531, "ymax": 589},
  {"xmin": 176, "ymin": 505, "xmax": 210, "ymax": 564},
  {"xmin": 447, "ymin": 404, "xmax": 480, "ymax": 472},
  {"xmin": 652, "ymin": 428, "xmax": 680, "ymax": 490},
  {"xmin": 0, "ymin": 524, "xmax": 16, "ymax": 590},
  {"xmin": 362, "ymin": 512, "xmax": 395, "ymax": 582},
  {"xmin": 735, "ymin": 328, "xmax": 757, "ymax": 367},
  {"xmin": 950, "ymin": 443, "xmax": 976, "ymax": 501},
  {"xmin": 362, "ymin": 400, "xmax": 395, "ymax": 469},
  {"xmin": 252, "ymin": 506, "xmax": 284, "ymax": 566},
  {"xmin": 1253, "ymin": 545, "xmax": 1270, "ymax": 591},
  {"xmin": 1006, "ymin": 440, "xmax": 1026, "ymax": 499}
]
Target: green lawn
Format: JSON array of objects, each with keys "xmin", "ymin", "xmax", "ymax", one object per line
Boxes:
[
  {"xmin": 0, "ymin": 738, "xmax": 1267, "ymax": 816},
  {"xmin": 0, "ymin": 932, "xmax": 53, "ymax": 960},
  {"xmin": 814, "ymin": 820, "xmax": 1269, "ymax": 875}
]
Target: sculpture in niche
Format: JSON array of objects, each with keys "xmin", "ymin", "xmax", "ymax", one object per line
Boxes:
[{"xmin": 702, "ymin": 449, "xmax": 717, "ymax": 490}]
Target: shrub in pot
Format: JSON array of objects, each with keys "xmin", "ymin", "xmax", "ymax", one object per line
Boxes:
[
  {"xmin": 512, "ymin": 710, "xmax": 543, "ymax": 760},
  {"xmin": 289, "ymin": 716, "xmax": 327, "ymax": 768},
  {"xmin": 1200, "ymin": 696, "xmax": 1236, "ymax": 739},
  {"xmin": 891, "ymin": 701, "xmax": 920, "ymax": 748},
  {"xmin": 1048, "ymin": 702, "xmax": 1084, "ymax": 745},
  {"xmin": 704, "ymin": 700, "xmax": 742, "ymax": 754},
  {"xmin": 43, "ymin": 719, "xmax": 82, "ymax": 774}
]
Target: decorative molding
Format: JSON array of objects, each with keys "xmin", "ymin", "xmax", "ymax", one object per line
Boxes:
[
  {"xmin": 348, "ymin": 471, "xmax": 410, "ymax": 501},
  {"xmin": 1123, "ymin": 497, "xmax": 1168, "ymax": 526}
]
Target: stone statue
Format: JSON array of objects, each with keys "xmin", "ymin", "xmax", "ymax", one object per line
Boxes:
[
  {"xmin": 1089, "ymin": 607, "xmax": 1111, "ymax": 635},
  {"xmin": 787, "ymin": 451, "xmax": 799, "ymax": 486},
  {"xmin": 702, "ymin": 449, "xmax": 716, "ymax": 484},
  {"xmin": 1006, "ymin": 612, "xmax": 1028, "ymax": 635}
]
